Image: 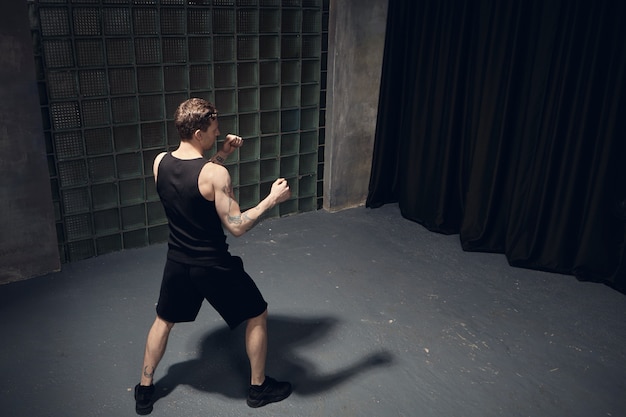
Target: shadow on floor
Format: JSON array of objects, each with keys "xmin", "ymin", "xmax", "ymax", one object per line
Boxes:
[{"xmin": 151, "ymin": 315, "xmax": 393, "ymax": 404}]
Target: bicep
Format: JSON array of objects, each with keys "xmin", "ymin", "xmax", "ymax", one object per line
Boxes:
[{"xmin": 213, "ymin": 168, "xmax": 243, "ymax": 226}]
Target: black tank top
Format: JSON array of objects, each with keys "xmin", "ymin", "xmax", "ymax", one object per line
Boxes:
[{"xmin": 157, "ymin": 152, "xmax": 229, "ymax": 266}]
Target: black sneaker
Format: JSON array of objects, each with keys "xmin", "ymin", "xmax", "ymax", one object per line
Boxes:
[
  {"xmin": 134, "ymin": 384, "xmax": 155, "ymax": 415},
  {"xmin": 246, "ymin": 376, "xmax": 292, "ymax": 408}
]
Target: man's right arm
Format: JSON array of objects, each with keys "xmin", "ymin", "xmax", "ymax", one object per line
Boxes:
[{"xmin": 212, "ymin": 167, "xmax": 291, "ymax": 237}]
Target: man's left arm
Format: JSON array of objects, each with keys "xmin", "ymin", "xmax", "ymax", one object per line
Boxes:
[{"xmin": 210, "ymin": 134, "xmax": 242, "ymax": 165}]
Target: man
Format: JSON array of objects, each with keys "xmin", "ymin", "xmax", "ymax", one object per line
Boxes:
[{"xmin": 134, "ymin": 98, "xmax": 292, "ymax": 415}]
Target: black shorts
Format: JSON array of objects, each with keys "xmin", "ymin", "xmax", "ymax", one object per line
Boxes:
[{"xmin": 156, "ymin": 256, "xmax": 268, "ymax": 329}]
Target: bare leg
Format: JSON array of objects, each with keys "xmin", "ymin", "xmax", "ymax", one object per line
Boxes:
[
  {"xmin": 140, "ymin": 315, "xmax": 175, "ymax": 386},
  {"xmin": 245, "ymin": 309, "xmax": 268, "ymax": 386}
]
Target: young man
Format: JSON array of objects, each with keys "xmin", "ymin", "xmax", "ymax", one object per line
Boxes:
[{"xmin": 134, "ymin": 98, "xmax": 292, "ymax": 415}]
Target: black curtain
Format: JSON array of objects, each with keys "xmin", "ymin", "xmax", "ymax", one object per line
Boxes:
[{"xmin": 367, "ymin": 0, "xmax": 626, "ymax": 293}]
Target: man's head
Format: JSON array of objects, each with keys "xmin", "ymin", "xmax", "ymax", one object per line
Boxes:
[{"xmin": 174, "ymin": 98, "xmax": 218, "ymax": 141}]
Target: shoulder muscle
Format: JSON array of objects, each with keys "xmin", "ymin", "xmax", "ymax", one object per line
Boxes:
[
  {"xmin": 198, "ymin": 162, "xmax": 230, "ymax": 201},
  {"xmin": 153, "ymin": 152, "xmax": 167, "ymax": 180}
]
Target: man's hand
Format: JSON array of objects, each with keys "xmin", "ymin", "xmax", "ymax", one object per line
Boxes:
[
  {"xmin": 222, "ymin": 134, "xmax": 243, "ymax": 155},
  {"xmin": 211, "ymin": 134, "xmax": 243, "ymax": 165},
  {"xmin": 269, "ymin": 178, "xmax": 291, "ymax": 205}
]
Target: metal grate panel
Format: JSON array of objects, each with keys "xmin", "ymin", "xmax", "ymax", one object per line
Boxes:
[
  {"xmin": 116, "ymin": 153, "xmax": 143, "ymax": 179},
  {"xmin": 137, "ymin": 67, "xmax": 163, "ymax": 93},
  {"xmin": 188, "ymin": 9, "xmax": 212, "ymax": 34},
  {"xmin": 106, "ymin": 39, "xmax": 134, "ymax": 65},
  {"xmin": 213, "ymin": 36, "xmax": 236, "ymax": 61},
  {"xmin": 88, "ymin": 156, "xmax": 116, "ymax": 183},
  {"xmin": 93, "ymin": 208, "xmax": 120, "ymax": 235},
  {"xmin": 121, "ymin": 204, "xmax": 146, "ymax": 230},
  {"xmin": 40, "ymin": 8, "xmax": 70, "ymax": 36},
  {"xmin": 62, "ymin": 188, "xmax": 91, "ymax": 215},
  {"xmin": 189, "ymin": 64, "xmax": 212, "ymax": 90},
  {"xmin": 212, "ymin": 8, "xmax": 235, "ymax": 33},
  {"xmin": 160, "ymin": 9, "xmax": 186, "ymax": 34},
  {"xmin": 58, "ymin": 159, "xmax": 88, "ymax": 187},
  {"xmin": 54, "ymin": 131, "xmax": 84, "ymax": 160},
  {"xmin": 31, "ymin": 0, "xmax": 328, "ymax": 262},
  {"xmin": 81, "ymin": 99, "xmax": 110, "ymax": 127},
  {"xmin": 147, "ymin": 201, "xmax": 167, "ymax": 225},
  {"xmin": 84, "ymin": 128, "xmax": 113, "ymax": 156},
  {"xmin": 214, "ymin": 63, "xmax": 236, "ymax": 88},
  {"xmin": 103, "ymin": 8, "xmax": 132, "ymax": 35},
  {"xmin": 135, "ymin": 38, "xmax": 162, "ymax": 64},
  {"xmin": 164, "ymin": 65, "xmax": 188, "ymax": 91},
  {"xmin": 114, "ymin": 125, "xmax": 140, "ymax": 151},
  {"xmin": 141, "ymin": 122, "xmax": 166, "ymax": 149},
  {"xmin": 109, "ymin": 68, "xmax": 136, "ymax": 95},
  {"xmin": 237, "ymin": 9, "xmax": 258, "ymax": 33},
  {"xmin": 148, "ymin": 224, "xmax": 169, "ymax": 245},
  {"xmin": 111, "ymin": 97, "xmax": 139, "ymax": 124},
  {"xmin": 133, "ymin": 8, "xmax": 159, "ymax": 35},
  {"xmin": 65, "ymin": 214, "xmax": 93, "ymax": 241},
  {"xmin": 237, "ymin": 35, "xmax": 258, "ymax": 60},
  {"xmin": 162, "ymin": 38, "xmax": 188, "ymax": 63},
  {"xmin": 138, "ymin": 95, "xmax": 164, "ymax": 121},
  {"xmin": 92, "ymin": 183, "xmax": 118, "ymax": 210},
  {"xmin": 67, "ymin": 239, "xmax": 95, "ymax": 261},
  {"xmin": 119, "ymin": 179, "xmax": 145, "ymax": 205},
  {"xmin": 238, "ymin": 88, "xmax": 258, "ymax": 112},
  {"xmin": 73, "ymin": 8, "xmax": 102, "ymax": 36},
  {"xmin": 188, "ymin": 37, "xmax": 212, "ymax": 62},
  {"xmin": 96, "ymin": 234, "xmax": 123, "ymax": 255},
  {"xmin": 75, "ymin": 39, "xmax": 105, "ymax": 67},
  {"xmin": 43, "ymin": 39, "xmax": 75, "ymax": 68}
]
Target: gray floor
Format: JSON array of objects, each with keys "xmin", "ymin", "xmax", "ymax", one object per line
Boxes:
[{"xmin": 1, "ymin": 204, "xmax": 625, "ymax": 417}]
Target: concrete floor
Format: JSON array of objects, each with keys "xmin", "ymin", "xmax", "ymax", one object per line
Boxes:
[{"xmin": 1, "ymin": 204, "xmax": 625, "ymax": 417}]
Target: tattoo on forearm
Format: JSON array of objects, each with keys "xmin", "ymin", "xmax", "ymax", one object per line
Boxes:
[
  {"xmin": 228, "ymin": 213, "xmax": 243, "ymax": 225},
  {"xmin": 227, "ymin": 211, "xmax": 256, "ymax": 226},
  {"xmin": 221, "ymin": 184, "xmax": 265, "ymax": 230},
  {"xmin": 242, "ymin": 208, "xmax": 266, "ymax": 231},
  {"xmin": 242, "ymin": 212, "xmax": 257, "ymax": 230}
]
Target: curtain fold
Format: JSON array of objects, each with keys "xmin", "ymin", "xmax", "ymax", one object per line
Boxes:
[{"xmin": 367, "ymin": 0, "xmax": 626, "ymax": 293}]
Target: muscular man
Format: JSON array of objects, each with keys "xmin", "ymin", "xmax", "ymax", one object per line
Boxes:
[{"xmin": 134, "ymin": 98, "xmax": 292, "ymax": 415}]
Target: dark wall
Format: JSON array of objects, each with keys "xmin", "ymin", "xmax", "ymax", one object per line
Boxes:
[
  {"xmin": 324, "ymin": 0, "xmax": 388, "ymax": 211},
  {"xmin": 0, "ymin": 1, "xmax": 60, "ymax": 283}
]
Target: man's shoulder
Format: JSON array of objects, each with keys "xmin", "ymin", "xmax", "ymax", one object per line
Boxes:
[
  {"xmin": 154, "ymin": 151, "xmax": 168, "ymax": 165},
  {"xmin": 153, "ymin": 152, "xmax": 168, "ymax": 178},
  {"xmin": 200, "ymin": 160, "xmax": 230, "ymax": 183},
  {"xmin": 198, "ymin": 160, "xmax": 231, "ymax": 200}
]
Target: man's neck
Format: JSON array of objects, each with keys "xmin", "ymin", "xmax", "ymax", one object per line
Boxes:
[{"xmin": 172, "ymin": 140, "xmax": 203, "ymax": 159}]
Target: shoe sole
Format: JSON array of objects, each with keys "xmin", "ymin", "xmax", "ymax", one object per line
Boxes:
[
  {"xmin": 135, "ymin": 404, "xmax": 153, "ymax": 415},
  {"xmin": 246, "ymin": 387, "xmax": 292, "ymax": 408}
]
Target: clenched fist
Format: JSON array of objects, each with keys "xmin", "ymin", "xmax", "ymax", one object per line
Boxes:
[
  {"xmin": 222, "ymin": 134, "xmax": 243, "ymax": 154},
  {"xmin": 270, "ymin": 178, "xmax": 291, "ymax": 205}
]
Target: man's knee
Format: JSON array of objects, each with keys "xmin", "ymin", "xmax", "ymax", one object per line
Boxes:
[{"xmin": 155, "ymin": 315, "xmax": 175, "ymax": 331}]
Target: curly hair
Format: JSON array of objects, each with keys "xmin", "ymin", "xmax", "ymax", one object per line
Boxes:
[{"xmin": 174, "ymin": 98, "xmax": 218, "ymax": 140}]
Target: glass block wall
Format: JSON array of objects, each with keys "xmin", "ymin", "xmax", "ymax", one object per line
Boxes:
[{"xmin": 28, "ymin": 0, "xmax": 328, "ymax": 263}]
